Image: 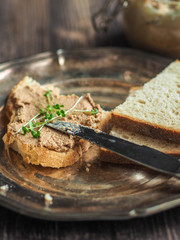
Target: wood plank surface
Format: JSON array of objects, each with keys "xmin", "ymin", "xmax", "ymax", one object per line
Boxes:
[
  {"xmin": 0, "ymin": 0, "xmax": 127, "ymax": 63},
  {"xmin": 0, "ymin": 1, "xmax": 179, "ymax": 240},
  {"xmin": 0, "ymin": 205, "xmax": 180, "ymax": 240}
]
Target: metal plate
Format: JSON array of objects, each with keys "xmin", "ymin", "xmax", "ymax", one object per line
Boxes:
[{"xmin": 0, "ymin": 48, "xmax": 180, "ymax": 221}]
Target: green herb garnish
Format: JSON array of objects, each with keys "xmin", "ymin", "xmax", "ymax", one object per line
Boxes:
[
  {"xmin": 17, "ymin": 93, "xmax": 98, "ymax": 138},
  {"xmin": 31, "ymin": 130, "xmax": 40, "ymax": 138},
  {"xmin": 91, "ymin": 108, "xmax": 98, "ymax": 115}
]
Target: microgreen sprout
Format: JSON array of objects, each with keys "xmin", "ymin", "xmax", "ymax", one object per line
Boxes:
[
  {"xmin": 53, "ymin": 104, "xmax": 64, "ymax": 109},
  {"xmin": 44, "ymin": 90, "xmax": 52, "ymax": 105},
  {"xmin": 17, "ymin": 93, "xmax": 98, "ymax": 138},
  {"xmin": 73, "ymin": 108, "xmax": 98, "ymax": 115},
  {"xmin": 91, "ymin": 108, "xmax": 98, "ymax": 115},
  {"xmin": 65, "ymin": 96, "xmax": 83, "ymax": 115}
]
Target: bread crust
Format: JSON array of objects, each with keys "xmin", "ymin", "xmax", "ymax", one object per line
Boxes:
[
  {"xmin": 100, "ymin": 105, "xmax": 180, "ymax": 165},
  {"xmin": 112, "ymin": 113, "xmax": 180, "ymax": 143},
  {"xmin": 100, "ymin": 149, "xmax": 135, "ymax": 165},
  {"xmin": 3, "ymin": 131, "xmax": 82, "ymax": 168},
  {"xmin": 100, "ymin": 146, "xmax": 180, "ymax": 165}
]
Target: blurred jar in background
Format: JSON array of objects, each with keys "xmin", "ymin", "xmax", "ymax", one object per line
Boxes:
[{"xmin": 93, "ymin": 0, "xmax": 180, "ymax": 58}]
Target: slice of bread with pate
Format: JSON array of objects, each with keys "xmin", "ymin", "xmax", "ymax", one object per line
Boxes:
[{"xmin": 3, "ymin": 76, "xmax": 107, "ymax": 168}]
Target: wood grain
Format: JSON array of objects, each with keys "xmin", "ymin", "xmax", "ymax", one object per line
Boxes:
[
  {"xmin": 0, "ymin": 206, "xmax": 180, "ymax": 240},
  {"xmin": 0, "ymin": 0, "xmax": 179, "ymax": 240},
  {"xmin": 0, "ymin": 0, "xmax": 127, "ymax": 63}
]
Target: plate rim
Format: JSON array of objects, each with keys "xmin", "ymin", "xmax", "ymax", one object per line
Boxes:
[{"xmin": 0, "ymin": 47, "xmax": 179, "ymax": 221}]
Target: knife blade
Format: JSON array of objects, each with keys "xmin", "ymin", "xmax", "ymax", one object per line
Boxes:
[{"xmin": 46, "ymin": 121, "xmax": 180, "ymax": 179}]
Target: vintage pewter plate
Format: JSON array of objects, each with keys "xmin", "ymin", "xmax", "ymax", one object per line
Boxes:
[{"xmin": 0, "ymin": 48, "xmax": 180, "ymax": 221}]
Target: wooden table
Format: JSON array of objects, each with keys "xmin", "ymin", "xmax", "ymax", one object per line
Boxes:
[{"xmin": 0, "ymin": 1, "xmax": 179, "ymax": 239}]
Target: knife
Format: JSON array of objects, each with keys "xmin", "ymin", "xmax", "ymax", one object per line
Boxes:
[{"xmin": 46, "ymin": 121, "xmax": 180, "ymax": 179}]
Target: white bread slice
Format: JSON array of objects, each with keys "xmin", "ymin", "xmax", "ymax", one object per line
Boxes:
[
  {"xmin": 113, "ymin": 60, "xmax": 180, "ymax": 143},
  {"xmin": 3, "ymin": 76, "xmax": 105, "ymax": 168},
  {"xmin": 100, "ymin": 61, "xmax": 180, "ymax": 164}
]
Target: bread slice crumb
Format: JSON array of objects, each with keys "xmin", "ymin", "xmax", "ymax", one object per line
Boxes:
[
  {"xmin": 0, "ymin": 184, "xmax": 9, "ymax": 192},
  {"xmin": 44, "ymin": 193, "xmax": 53, "ymax": 206},
  {"xmin": 113, "ymin": 60, "xmax": 180, "ymax": 143},
  {"xmin": 100, "ymin": 61, "xmax": 180, "ymax": 164}
]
